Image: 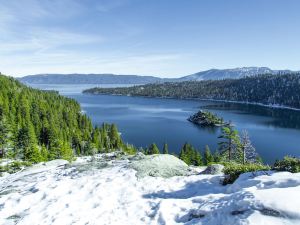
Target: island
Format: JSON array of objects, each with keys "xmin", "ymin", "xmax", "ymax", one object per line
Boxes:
[{"xmin": 188, "ymin": 110, "xmax": 226, "ymax": 127}]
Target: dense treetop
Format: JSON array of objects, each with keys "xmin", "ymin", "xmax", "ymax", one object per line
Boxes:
[
  {"xmin": 0, "ymin": 74, "xmax": 128, "ymax": 162},
  {"xmin": 84, "ymin": 74, "xmax": 300, "ymax": 109}
]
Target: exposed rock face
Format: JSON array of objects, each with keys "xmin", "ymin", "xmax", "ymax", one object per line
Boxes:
[
  {"xmin": 129, "ymin": 154, "xmax": 190, "ymax": 178},
  {"xmin": 200, "ymin": 164, "xmax": 224, "ymax": 175}
]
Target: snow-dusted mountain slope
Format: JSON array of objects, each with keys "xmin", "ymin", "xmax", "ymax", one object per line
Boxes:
[
  {"xmin": 19, "ymin": 67, "xmax": 299, "ymax": 84},
  {"xmin": 1, "ymin": 155, "xmax": 300, "ymax": 225},
  {"xmin": 179, "ymin": 67, "xmax": 297, "ymax": 81}
]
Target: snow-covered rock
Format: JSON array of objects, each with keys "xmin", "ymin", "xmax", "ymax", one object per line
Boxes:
[
  {"xmin": 130, "ymin": 154, "xmax": 190, "ymax": 178},
  {"xmin": 0, "ymin": 155, "xmax": 300, "ymax": 225},
  {"xmin": 200, "ymin": 164, "xmax": 224, "ymax": 175}
]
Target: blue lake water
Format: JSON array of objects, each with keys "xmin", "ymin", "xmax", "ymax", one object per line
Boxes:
[{"xmin": 28, "ymin": 83, "xmax": 300, "ymax": 164}]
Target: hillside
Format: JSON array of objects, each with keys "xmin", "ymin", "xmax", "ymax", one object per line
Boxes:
[
  {"xmin": 19, "ymin": 67, "xmax": 299, "ymax": 85},
  {"xmin": 84, "ymin": 73, "xmax": 300, "ymax": 109},
  {"xmin": 179, "ymin": 67, "xmax": 297, "ymax": 81},
  {"xmin": 19, "ymin": 74, "xmax": 165, "ymax": 84},
  {"xmin": 0, "ymin": 74, "xmax": 126, "ymax": 162}
]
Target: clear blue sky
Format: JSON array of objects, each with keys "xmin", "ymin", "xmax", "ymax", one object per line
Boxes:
[{"xmin": 1, "ymin": 0, "xmax": 299, "ymax": 77}]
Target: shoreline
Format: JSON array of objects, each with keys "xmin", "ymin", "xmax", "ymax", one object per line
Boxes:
[{"xmin": 83, "ymin": 92, "xmax": 300, "ymax": 112}]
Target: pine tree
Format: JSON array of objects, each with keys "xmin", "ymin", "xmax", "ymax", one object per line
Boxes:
[
  {"xmin": 61, "ymin": 142, "xmax": 74, "ymax": 162},
  {"xmin": 204, "ymin": 145, "xmax": 214, "ymax": 165},
  {"xmin": 109, "ymin": 124, "xmax": 122, "ymax": 149},
  {"xmin": 240, "ymin": 130, "xmax": 258, "ymax": 164},
  {"xmin": 191, "ymin": 149, "xmax": 203, "ymax": 166},
  {"xmin": 40, "ymin": 145, "xmax": 48, "ymax": 161},
  {"xmin": 0, "ymin": 74, "xmax": 127, "ymax": 162},
  {"xmin": 147, "ymin": 143, "xmax": 160, "ymax": 155},
  {"xmin": 218, "ymin": 124, "xmax": 241, "ymax": 162},
  {"xmin": 162, "ymin": 143, "xmax": 168, "ymax": 154},
  {"xmin": 179, "ymin": 143, "xmax": 190, "ymax": 164},
  {"xmin": 0, "ymin": 112, "xmax": 9, "ymax": 158},
  {"xmin": 179, "ymin": 143, "xmax": 203, "ymax": 166}
]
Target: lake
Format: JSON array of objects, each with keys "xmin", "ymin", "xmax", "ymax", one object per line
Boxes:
[{"xmin": 28, "ymin": 83, "xmax": 300, "ymax": 164}]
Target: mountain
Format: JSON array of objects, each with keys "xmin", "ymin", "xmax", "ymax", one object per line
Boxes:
[
  {"xmin": 179, "ymin": 67, "xmax": 297, "ymax": 81},
  {"xmin": 19, "ymin": 74, "xmax": 165, "ymax": 84},
  {"xmin": 19, "ymin": 67, "xmax": 299, "ymax": 84}
]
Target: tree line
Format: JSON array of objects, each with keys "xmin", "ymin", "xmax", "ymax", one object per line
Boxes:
[
  {"xmin": 0, "ymin": 75, "xmax": 133, "ymax": 162},
  {"xmin": 141, "ymin": 124, "xmax": 259, "ymax": 166},
  {"xmin": 84, "ymin": 73, "xmax": 300, "ymax": 109}
]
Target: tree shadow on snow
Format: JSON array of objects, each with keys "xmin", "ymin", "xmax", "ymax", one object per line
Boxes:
[{"xmin": 142, "ymin": 175, "xmax": 224, "ymax": 200}]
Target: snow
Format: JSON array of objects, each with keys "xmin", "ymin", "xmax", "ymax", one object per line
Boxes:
[
  {"xmin": 1, "ymin": 155, "xmax": 300, "ymax": 225},
  {"xmin": 130, "ymin": 154, "xmax": 191, "ymax": 178}
]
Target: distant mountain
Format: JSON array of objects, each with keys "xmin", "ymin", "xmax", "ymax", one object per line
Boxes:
[
  {"xmin": 179, "ymin": 67, "xmax": 298, "ymax": 81},
  {"xmin": 19, "ymin": 74, "xmax": 165, "ymax": 84},
  {"xmin": 19, "ymin": 67, "xmax": 299, "ymax": 84}
]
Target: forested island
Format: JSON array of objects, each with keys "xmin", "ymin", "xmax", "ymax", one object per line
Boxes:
[
  {"xmin": 188, "ymin": 110, "xmax": 225, "ymax": 127},
  {"xmin": 84, "ymin": 73, "xmax": 300, "ymax": 109}
]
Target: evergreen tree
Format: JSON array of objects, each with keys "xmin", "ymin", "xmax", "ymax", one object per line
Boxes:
[
  {"xmin": 40, "ymin": 145, "xmax": 48, "ymax": 161},
  {"xmin": 109, "ymin": 124, "xmax": 122, "ymax": 150},
  {"xmin": 0, "ymin": 112, "xmax": 9, "ymax": 158},
  {"xmin": 218, "ymin": 124, "xmax": 241, "ymax": 162},
  {"xmin": 162, "ymin": 143, "xmax": 168, "ymax": 154},
  {"xmin": 204, "ymin": 145, "xmax": 214, "ymax": 165},
  {"xmin": 191, "ymin": 149, "xmax": 203, "ymax": 166},
  {"xmin": 240, "ymin": 130, "xmax": 258, "ymax": 164},
  {"xmin": 179, "ymin": 143, "xmax": 203, "ymax": 166},
  {"xmin": 147, "ymin": 143, "xmax": 160, "ymax": 155},
  {"xmin": 0, "ymin": 74, "xmax": 127, "ymax": 162},
  {"xmin": 123, "ymin": 143, "xmax": 137, "ymax": 155}
]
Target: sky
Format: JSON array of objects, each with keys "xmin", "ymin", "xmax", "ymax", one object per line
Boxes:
[{"xmin": 0, "ymin": 0, "xmax": 300, "ymax": 78}]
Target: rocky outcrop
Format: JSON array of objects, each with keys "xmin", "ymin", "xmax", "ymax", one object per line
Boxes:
[
  {"xmin": 129, "ymin": 154, "xmax": 190, "ymax": 178},
  {"xmin": 200, "ymin": 164, "xmax": 224, "ymax": 175}
]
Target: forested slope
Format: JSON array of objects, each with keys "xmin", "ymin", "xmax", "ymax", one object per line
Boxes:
[
  {"xmin": 0, "ymin": 75, "xmax": 129, "ymax": 162},
  {"xmin": 84, "ymin": 74, "xmax": 300, "ymax": 109}
]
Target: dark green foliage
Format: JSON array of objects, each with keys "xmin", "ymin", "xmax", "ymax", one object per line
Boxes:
[
  {"xmin": 189, "ymin": 110, "xmax": 224, "ymax": 126},
  {"xmin": 0, "ymin": 161, "xmax": 32, "ymax": 174},
  {"xmin": 223, "ymin": 163, "xmax": 270, "ymax": 185},
  {"xmin": 109, "ymin": 124, "xmax": 122, "ymax": 149},
  {"xmin": 218, "ymin": 125, "xmax": 242, "ymax": 162},
  {"xmin": 0, "ymin": 74, "xmax": 125, "ymax": 162},
  {"xmin": 146, "ymin": 143, "xmax": 160, "ymax": 155},
  {"xmin": 179, "ymin": 143, "xmax": 203, "ymax": 166},
  {"xmin": 204, "ymin": 145, "xmax": 214, "ymax": 165},
  {"xmin": 85, "ymin": 74, "xmax": 300, "ymax": 109},
  {"xmin": 163, "ymin": 143, "xmax": 168, "ymax": 154},
  {"xmin": 273, "ymin": 156, "xmax": 300, "ymax": 173},
  {"xmin": 123, "ymin": 143, "xmax": 137, "ymax": 155}
]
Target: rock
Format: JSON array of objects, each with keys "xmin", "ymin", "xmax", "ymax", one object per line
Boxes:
[
  {"xmin": 129, "ymin": 154, "xmax": 190, "ymax": 178},
  {"xmin": 130, "ymin": 152, "xmax": 146, "ymax": 161},
  {"xmin": 200, "ymin": 164, "xmax": 224, "ymax": 175},
  {"xmin": 44, "ymin": 159, "xmax": 69, "ymax": 167}
]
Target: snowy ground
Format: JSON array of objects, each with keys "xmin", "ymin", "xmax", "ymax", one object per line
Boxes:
[{"xmin": 1, "ymin": 154, "xmax": 300, "ymax": 225}]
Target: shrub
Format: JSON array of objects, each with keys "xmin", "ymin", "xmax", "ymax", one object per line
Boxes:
[
  {"xmin": 273, "ymin": 156, "xmax": 300, "ymax": 173},
  {"xmin": 223, "ymin": 162, "xmax": 270, "ymax": 185},
  {"xmin": 0, "ymin": 161, "xmax": 32, "ymax": 175}
]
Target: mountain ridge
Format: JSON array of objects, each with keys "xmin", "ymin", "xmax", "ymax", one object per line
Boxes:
[{"xmin": 19, "ymin": 67, "xmax": 299, "ymax": 84}]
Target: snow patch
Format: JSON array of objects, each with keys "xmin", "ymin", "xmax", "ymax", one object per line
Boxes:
[{"xmin": 0, "ymin": 155, "xmax": 300, "ymax": 225}]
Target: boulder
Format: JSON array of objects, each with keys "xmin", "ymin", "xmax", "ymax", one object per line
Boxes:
[
  {"xmin": 130, "ymin": 154, "xmax": 190, "ymax": 178},
  {"xmin": 200, "ymin": 164, "xmax": 224, "ymax": 175}
]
